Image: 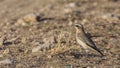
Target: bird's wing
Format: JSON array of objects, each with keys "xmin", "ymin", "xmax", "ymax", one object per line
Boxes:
[
  {"xmin": 78, "ymin": 32, "xmax": 97, "ymax": 48},
  {"xmin": 84, "ymin": 34, "xmax": 97, "ymax": 48},
  {"xmin": 84, "ymin": 34, "xmax": 103, "ymax": 55},
  {"xmin": 77, "ymin": 32, "xmax": 103, "ymax": 56}
]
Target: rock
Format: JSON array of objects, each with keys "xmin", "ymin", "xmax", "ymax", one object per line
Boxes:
[
  {"xmin": 16, "ymin": 18, "xmax": 27, "ymax": 26},
  {"xmin": 43, "ymin": 36, "xmax": 55, "ymax": 44},
  {"xmin": 24, "ymin": 49, "xmax": 29, "ymax": 54},
  {"xmin": 0, "ymin": 59, "xmax": 13, "ymax": 64},
  {"xmin": 65, "ymin": 65, "xmax": 74, "ymax": 68},
  {"xmin": 47, "ymin": 55, "xmax": 52, "ymax": 59},
  {"xmin": 16, "ymin": 13, "xmax": 40, "ymax": 26},
  {"xmin": 0, "ymin": 54, "xmax": 3, "ymax": 57},
  {"xmin": 21, "ymin": 37, "xmax": 27, "ymax": 44},
  {"xmin": 23, "ymin": 13, "xmax": 37, "ymax": 23},
  {"xmin": 3, "ymin": 48, "xmax": 10, "ymax": 54},
  {"xmin": 0, "ymin": 36, "xmax": 7, "ymax": 46},
  {"xmin": 101, "ymin": 13, "xmax": 120, "ymax": 20},
  {"xmin": 65, "ymin": 2, "xmax": 79, "ymax": 8},
  {"xmin": 0, "ymin": 36, "xmax": 4, "ymax": 46},
  {"xmin": 32, "ymin": 43, "xmax": 51, "ymax": 53},
  {"xmin": 63, "ymin": 2, "xmax": 79, "ymax": 14}
]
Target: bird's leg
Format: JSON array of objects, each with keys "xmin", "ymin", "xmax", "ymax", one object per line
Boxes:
[{"xmin": 84, "ymin": 49, "xmax": 89, "ymax": 58}]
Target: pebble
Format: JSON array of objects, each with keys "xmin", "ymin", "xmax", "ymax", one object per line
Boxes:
[
  {"xmin": 0, "ymin": 36, "xmax": 4, "ymax": 46},
  {"xmin": 3, "ymin": 48, "xmax": 10, "ymax": 54},
  {"xmin": 0, "ymin": 54, "xmax": 3, "ymax": 57},
  {"xmin": 0, "ymin": 59, "xmax": 13, "ymax": 64},
  {"xmin": 47, "ymin": 55, "xmax": 52, "ymax": 59},
  {"xmin": 101, "ymin": 13, "xmax": 120, "ymax": 20},
  {"xmin": 16, "ymin": 13, "xmax": 40, "ymax": 26},
  {"xmin": 63, "ymin": 2, "xmax": 79, "ymax": 14},
  {"xmin": 32, "ymin": 43, "xmax": 51, "ymax": 53},
  {"xmin": 65, "ymin": 2, "xmax": 79, "ymax": 8}
]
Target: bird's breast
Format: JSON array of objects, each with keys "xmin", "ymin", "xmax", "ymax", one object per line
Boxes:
[{"xmin": 76, "ymin": 37, "xmax": 88, "ymax": 50}]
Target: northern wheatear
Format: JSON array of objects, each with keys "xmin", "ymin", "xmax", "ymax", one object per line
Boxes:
[{"xmin": 74, "ymin": 24, "xmax": 103, "ymax": 56}]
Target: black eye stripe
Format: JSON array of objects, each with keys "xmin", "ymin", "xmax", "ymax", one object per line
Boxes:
[
  {"xmin": 75, "ymin": 25, "xmax": 79, "ymax": 27},
  {"xmin": 75, "ymin": 24, "xmax": 81, "ymax": 27}
]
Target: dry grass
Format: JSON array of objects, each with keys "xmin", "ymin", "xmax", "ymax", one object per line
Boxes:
[{"xmin": 48, "ymin": 30, "xmax": 80, "ymax": 56}]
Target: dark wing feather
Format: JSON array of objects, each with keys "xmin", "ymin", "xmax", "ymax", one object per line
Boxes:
[
  {"xmin": 82, "ymin": 33, "xmax": 104, "ymax": 56},
  {"xmin": 76, "ymin": 27, "xmax": 103, "ymax": 56}
]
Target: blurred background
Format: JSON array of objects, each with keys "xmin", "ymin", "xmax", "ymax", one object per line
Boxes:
[{"xmin": 0, "ymin": 0, "xmax": 120, "ymax": 68}]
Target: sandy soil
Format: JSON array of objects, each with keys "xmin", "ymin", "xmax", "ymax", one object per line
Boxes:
[{"xmin": 0, "ymin": 0, "xmax": 120, "ymax": 68}]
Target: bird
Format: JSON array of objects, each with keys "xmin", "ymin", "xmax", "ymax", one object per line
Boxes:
[{"xmin": 73, "ymin": 23, "xmax": 103, "ymax": 56}]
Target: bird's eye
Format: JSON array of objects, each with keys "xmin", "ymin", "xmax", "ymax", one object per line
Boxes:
[{"xmin": 75, "ymin": 25, "xmax": 79, "ymax": 27}]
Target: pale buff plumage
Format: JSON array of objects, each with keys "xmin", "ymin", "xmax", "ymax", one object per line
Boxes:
[{"xmin": 74, "ymin": 24, "xmax": 103, "ymax": 56}]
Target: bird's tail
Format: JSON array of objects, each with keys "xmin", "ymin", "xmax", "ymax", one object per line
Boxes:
[
  {"xmin": 97, "ymin": 49, "xmax": 104, "ymax": 56},
  {"xmin": 93, "ymin": 47, "xmax": 104, "ymax": 56},
  {"xmin": 89, "ymin": 46, "xmax": 104, "ymax": 56}
]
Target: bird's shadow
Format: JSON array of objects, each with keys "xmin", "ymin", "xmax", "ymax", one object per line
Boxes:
[{"xmin": 70, "ymin": 52, "xmax": 102, "ymax": 59}]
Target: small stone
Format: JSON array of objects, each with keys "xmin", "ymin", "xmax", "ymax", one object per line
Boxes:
[
  {"xmin": 82, "ymin": 19, "xmax": 88, "ymax": 23},
  {"xmin": 47, "ymin": 55, "xmax": 52, "ymax": 59},
  {"xmin": 68, "ymin": 21, "xmax": 73, "ymax": 26},
  {"xmin": 0, "ymin": 54, "xmax": 3, "ymax": 57},
  {"xmin": 65, "ymin": 2, "xmax": 79, "ymax": 8},
  {"xmin": 63, "ymin": 2, "xmax": 79, "ymax": 14},
  {"xmin": 16, "ymin": 13, "xmax": 39, "ymax": 26},
  {"xmin": 21, "ymin": 37, "xmax": 27, "ymax": 44},
  {"xmin": 16, "ymin": 19, "xmax": 27, "ymax": 26},
  {"xmin": 23, "ymin": 13, "xmax": 37, "ymax": 24},
  {"xmin": 0, "ymin": 36, "xmax": 4, "ymax": 46},
  {"xmin": 3, "ymin": 48, "xmax": 10, "ymax": 54},
  {"xmin": 32, "ymin": 46, "xmax": 41, "ymax": 53},
  {"xmin": 32, "ymin": 44, "xmax": 50, "ymax": 53},
  {"xmin": 24, "ymin": 49, "xmax": 29, "ymax": 54},
  {"xmin": 101, "ymin": 13, "xmax": 120, "ymax": 20},
  {"xmin": 63, "ymin": 8, "xmax": 73, "ymax": 14},
  {"xmin": 65, "ymin": 65, "xmax": 74, "ymax": 68},
  {"xmin": 0, "ymin": 59, "xmax": 13, "ymax": 64}
]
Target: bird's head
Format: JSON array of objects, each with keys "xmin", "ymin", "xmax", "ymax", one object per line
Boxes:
[{"xmin": 73, "ymin": 23, "xmax": 84, "ymax": 30}]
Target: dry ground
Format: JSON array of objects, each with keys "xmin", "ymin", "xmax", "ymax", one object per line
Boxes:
[{"xmin": 0, "ymin": 0, "xmax": 120, "ymax": 68}]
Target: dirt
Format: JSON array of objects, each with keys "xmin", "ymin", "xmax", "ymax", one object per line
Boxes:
[{"xmin": 0, "ymin": 0, "xmax": 120, "ymax": 68}]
